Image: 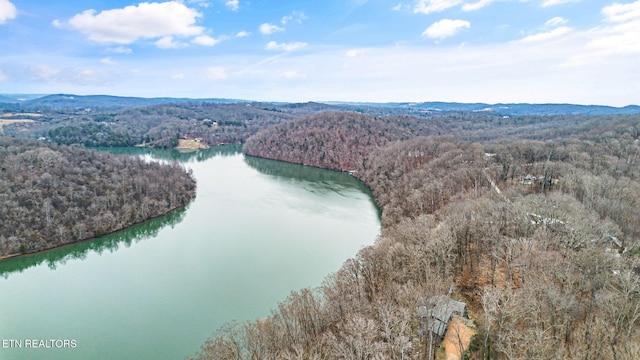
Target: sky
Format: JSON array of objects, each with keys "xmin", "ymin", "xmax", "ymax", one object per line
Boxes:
[{"xmin": 0, "ymin": 0, "xmax": 639, "ymax": 106}]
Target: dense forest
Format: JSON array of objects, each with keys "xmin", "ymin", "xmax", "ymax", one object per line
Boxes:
[
  {"xmin": 244, "ymin": 112, "xmax": 416, "ymax": 171},
  {"xmin": 196, "ymin": 112, "xmax": 640, "ymax": 359},
  {"xmin": 0, "ymin": 137, "xmax": 196, "ymax": 257}
]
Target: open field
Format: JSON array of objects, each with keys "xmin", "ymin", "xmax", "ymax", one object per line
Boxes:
[
  {"xmin": 0, "ymin": 119, "xmax": 35, "ymax": 132},
  {"xmin": 175, "ymin": 139, "xmax": 210, "ymax": 150},
  {"xmin": 1, "ymin": 113, "xmax": 43, "ymax": 118}
]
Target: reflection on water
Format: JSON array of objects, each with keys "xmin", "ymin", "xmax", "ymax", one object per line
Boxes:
[
  {"xmin": 245, "ymin": 155, "xmax": 352, "ymax": 184},
  {"xmin": 244, "ymin": 155, "xmax": 380, "ymax": 217},
  {"xmin": 0, "ymin": 207, "xmax": 187, "ymax": 279},
  {"xmin": 95, "ymin": 144, "xmax": 242, "ymax": 162}
]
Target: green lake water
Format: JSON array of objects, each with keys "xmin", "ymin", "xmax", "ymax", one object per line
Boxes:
[{"xmin": 0, "ymin": 146, "xmax": 380, "ymax": 359}]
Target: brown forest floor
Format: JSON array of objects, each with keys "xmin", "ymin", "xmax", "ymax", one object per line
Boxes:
[{"xmin": 442, "ymin": 317, "xmax": 475, "ymax": 360}]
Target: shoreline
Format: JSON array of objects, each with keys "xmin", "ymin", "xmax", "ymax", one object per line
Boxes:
[
  {"xmin": 0, "ymin": 203, "xmax": 192, "ymax": 263},
  {"xmin": 0, "ymin": 253, "xmax": 20, "ymax": 261},
  {"xmin": 243, "ymin": 151, "xmax": 382, "ymax": 218},
  {"xmin": 175, "ymin": 139, "xmax": 210, "ymax": 150}
]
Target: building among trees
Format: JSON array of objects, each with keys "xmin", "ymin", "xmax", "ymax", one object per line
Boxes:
[{"xmin": 418, "ymin": 295, "xmax": 469, "ymax": 338}]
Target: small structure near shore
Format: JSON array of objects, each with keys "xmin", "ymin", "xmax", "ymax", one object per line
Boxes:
[
  {"xmin": 418, "ymin": 295, "xmax": 473, "ymax": 360},
  {"xmin": 418, "ymin": 295, "xmax": 469, "ymax": 338}
]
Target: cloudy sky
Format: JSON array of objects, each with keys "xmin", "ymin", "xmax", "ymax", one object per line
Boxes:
[{"xmin": 0, "ymin": 0, "xmax": 639, "ymax": 105}]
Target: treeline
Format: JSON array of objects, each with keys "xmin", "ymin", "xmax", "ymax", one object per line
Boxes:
[
  {"xmin": 0, "ymin": 137, "xmax": 196, "ymax": 257},
  {"xmin": 0, "ymin": 206, "xmax": 188, "ymax": 278},
  {"xmin": 244, "ymin": 112, "xmax": 416, "ymax": 171},
  {"xmin": 47, "ymin": 122, "xmax": 136, "ymax": 147},
  {"xmin": 7, "ymin": 100, "xmax": 639, "ymax": 152},
  {"xmin": 4, "ymin": 102, "xmax": 344, "ymax": 148},
  {"xmin": 244, "ymin": 110, "xmax": 640, "ymax": 171},
  {"xmin": 195, "ymin": 112, "xmax": 640, "ymax": 359}
]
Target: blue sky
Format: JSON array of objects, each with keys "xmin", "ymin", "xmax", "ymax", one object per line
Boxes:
[{"xmin": 0, "ymin": 0, "xmax": 639, "ymax": 105}]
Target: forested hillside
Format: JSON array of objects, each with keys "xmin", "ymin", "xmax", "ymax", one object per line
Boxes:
[
  {"xmin": 7, "ymin": 97, "xmax": 639, "ymax": 151},
  {"xmin": 0, "ymin": 137, "xmax": 196, "ymax": 257},
  {"xmin": 198, "ymin": 112, "xmax": 640, "ymax": 359},
  {"xmin": 244, "ymin": 112, "xmax": 418, "ymax": 171},
  {"xmin": 2, "ymin": 102, "xmax": 344, "ymax": 148}
]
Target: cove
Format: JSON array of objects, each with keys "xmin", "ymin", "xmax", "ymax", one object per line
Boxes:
[{"xmin": 0, "ymin": 146, "xmax": 380, "ymax": 360}]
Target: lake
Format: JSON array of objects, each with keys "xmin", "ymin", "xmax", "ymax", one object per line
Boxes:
[{"xmin": 0, "ymin": 146, "xmax": 380, "ymax": 359}]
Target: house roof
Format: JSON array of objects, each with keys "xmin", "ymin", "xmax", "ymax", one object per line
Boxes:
[{"xmin": 418, "ymin": 295, "xmax": 468, "ymax": 337}]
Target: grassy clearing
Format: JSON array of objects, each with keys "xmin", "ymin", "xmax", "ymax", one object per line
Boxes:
[
  {"xmin": 175, "ymin": 139, "xmax": 210, "ymax": 149},
  {"xmin": 0, "ymin": 119, "xmax": 35, "ymax": 132},
  {"xmin": 1, "ymin": 113, "xmax": 43, "ymax": 118}
]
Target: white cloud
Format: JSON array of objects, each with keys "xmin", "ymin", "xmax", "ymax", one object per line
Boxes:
[
  {"xmin": 541, "ymin": 0, "xmax": 578, "ymax": 7},
  {"xmin": 155, "ymin": 36, "xmax": 182, "ymax": 49},
  {"xmin": 108, "ymin": 46, "xmax": 133, "ymax": 54},
  {"xmin": 172, "ymin": 72, "xmax": 185, "ymax": 79},
  {"xmin": 346, "ymin": 49, "xmax": 364, "ymax": 57},
  {"xmin": 519, "ymin": 26, "xmax": 572, "ymax": 42},
  {"xmin": 412, "ymin": 0, "xmax": 496, "ymax": 12},
  {"xmin": 577, "ymin": 1, "xmax": 640, "ymax": 59},
  {"xmin": 585, "ymin": 25, "xmax": 640, "ymax": 57},
  {"xmin": 414, "ymin": 0, "xmax": 461, "ymax": 14},
  {"xmin": 392, "ymin": 3, "xmax": 409, "ymax": 11},
  {"xmin": 29, "ymin": 65, "xmax": 60, "ymax": 81},
  {"xmin": 206, "ymin": 66, "xmax": 227, "ymax": 80},
  {"xmin": 188, "ymin": 0, "xmax": 211, "ymax": 8},
  {"xmin": 233, "ymin": 42, "xmax": 618, "ymax": 104},
  {"xmin": 236, "ymin": 30, "xmax": 250, "ymax": 37},
  {"xmin": 15, "ymin": 28, "xmax": 637, "ymax": 106},
  {"xmin": 76, "ymin": 69, "xmax": 102, "ymax": 84},
  {"xmin": 462, "ymin": 0, "xmax": 497, "ymax": 12},
  {"xmin": 25, "ymin": 65, "xmax": 108, "ymax": 85},
  {"xmin": 259, "ymin": 23, "xmax": 284, "ymax": 35},
  {"xmin": 266, "ymin": 41, "xmax": 307, "ymax": 52},
  {"xmin": 100, "ymin": 57, "xmax": 116, "ymax": 65},
  {"xmin": 422, "ymin": 19, "xmax": 471, "ymax": 39},
  {"xmin": 0, "ymin": 0, "xmax": 17, "ymax": 24},
  {"xmin": 60, "ymin": 1, "xmax": 204, "ymax": 44},
  {"xmin": 0, "ymin": 69, "xmax": 7, "ymax": 82},
  {"xmin": 602, "ymin": 0, "xmax": 640, "ymax": 23},
  {"xmin": 281, "ymin": 11, "xmax": 307, "ymax": 25},
  {"xmin": 225, "ymin": 0, "xmax": 239, "ymax": 11},
  {"xmin": 546, "ymin": 16, "xmax": 568, "ymax": 27},
  {"xmin": 281, "ymin": 70, "xmax": 307, "ymax": 79},
  {"xmin": 192, "ymin": 35, "xmax": 220, "ymax": 46}
]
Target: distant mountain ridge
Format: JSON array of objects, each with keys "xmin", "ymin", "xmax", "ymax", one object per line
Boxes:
[
  {"xmin": 2, "ymin": 93, "xmax": 639, "ymax": 115},
  {"xmin": 0, "ymin": 95, "xmax": 19, "ymax": 103},
  {"xmin": 2, "ymin": 94, "xmax": 245, "ymax": 109},
  {"xmin": 330, "ymin": 101, "xmax": 640, "ymax": 115}
]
